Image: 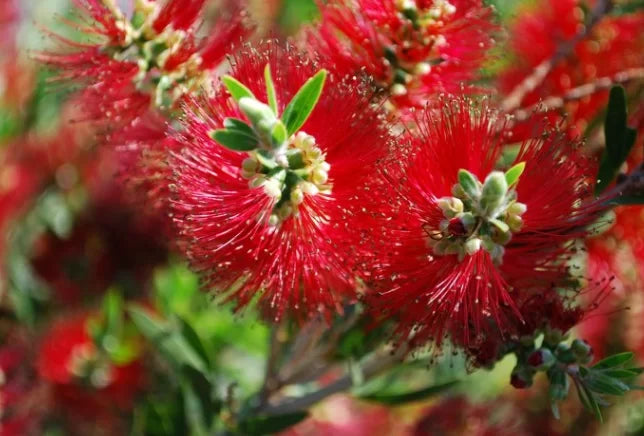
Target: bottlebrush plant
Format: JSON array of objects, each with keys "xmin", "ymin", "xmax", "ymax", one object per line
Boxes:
[{"xmin": 1, "ymin": 0, "xmax": 643, "ymax": 435}]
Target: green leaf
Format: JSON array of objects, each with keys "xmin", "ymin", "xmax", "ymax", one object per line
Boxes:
[
  {"xmin": 222, "ymin": 75, "xmax": 255, "ymax": 103},
  {"xmin": 281, "ymin": 69, "xmax": 327, "ymax": 136},
  {"xmin": 264, "ymin": 64, "xmax": 279, "ymax": 116},
  {"xmin": 128, "ymin": 306, "xmax": 207, "ymax": 373},
  {"xmin": 224, "ymin": 118, "xmax": 257, "ymax": 138},
  {"xmin": 180, "ymin": 366, "xmax": 219, "ymax": 436},
  {"xmin": 239, "ymin": 412, "xmax": 309, "ymax": 435},
  {"xmin": 592, "ymin": 352, "xmax": 634, "ymax": 369},
  {"xmin": 505, "ymin": 162, "xmax": 526, "ymax": 187},
  {"xmin": 595, "ymin": 86, "xmax": 637, "ymax": 194},
  {"xmin": 177, "ymin": 316, "xmax": 212, "ymax": 370},
  {"xmin": 360, "ymin": 381, "xmax": 458, "ymax": 405},
  {"xmin": 585, "ymin": 372, "xmax": 630, "ymax": 396},
  {"xmin": 574, "ymin": 378, "xmax": 603, "ymax": 422},
  {"xmin": 608, "ymin": 195, "xmax": 644, "ymax": 206},
  {"xmin": 211, "ymin": 129, "xmax": 259, "ymax": 151},
  {"xmin": 611, "ymin": 0, "xmax": 644, "ymax": 15},
  {"xmin": 103, "ymin": 290, "xmax": 123, "ymax": 337},
  {"xmin": 603, "ymin": 369, "xmax": 642, "ymax": 379},
  {"xmin": 271, "ymin": 121, "xmax": 288, "ymax": 147}
]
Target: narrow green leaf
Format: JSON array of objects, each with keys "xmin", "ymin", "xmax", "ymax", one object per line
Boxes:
[
  {"xmin": 224, "ymin": 118, "xmax": 256, "ymax": 137},
  {"xmin": 595, "ymin": 86, "xmax": 637, "ymax": 194},
  {"xmin": 360, "ymin": 381, "xmax": 458, "ymax": 405},
  {"xmin": 282, "ymin": 69, "xmax": 327, "ymax": 136},
  {"xmin": 608, "ymin": 195, "xmax": 644, "ymax": 206},
  {"xmin": 592, "ymin": 352, "xmax": 634, "ymax": 369},
  {"xmin": 128, "ymin": 306, "xmax": 207, "ymax": 372},
  {"xmin": 264, "ymin": 64, "xmax": 279, "ymax": 116},
  {"xmin": 180, "ymin": 366, "xmax": 219, "ymax": 435},
  {"xmin": 211, "ymin": 129, "xmax": 258, "ymax": 151},
  {"xmin": 222, "ymin": 75, "xmax": 256, "ymax": 103},
  {"xmin": 602, "ymin": 369, "xmax": 642, "ymax": 379},
  {"xmin": 574, "ymin": 378, "xmax": 603, "ymax": 422},
  {"xmin": 177, "ymin": 316, "xmax": 211, "ymax": 370},
  {"xmin": 585, "ymin": 373, "xmax": 630, "ymax": 396},
  {"xmin": 239, "ymin": 412, "xmax": 309, "ymax": 435},
  {"xmin": 505, "ymin": 162, "xmax": 526, "ymax": 187}
]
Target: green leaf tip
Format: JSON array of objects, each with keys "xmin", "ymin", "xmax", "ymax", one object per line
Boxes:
[
  {"xmin": 264, "ymin": 63, "xmax": 279, "ymax": 116},
  {"xmin": 282, "ymin": 69, "xmax": 328, "ymax": 136},
  {"xmin": 222, "ymin": 75, "xmax": 255, "ymax": 103},
  {"xmin": 210, "ymin": 129, "xmax": 259, "ymax": 151},
  {"xmin": 505, "ymin": 162, "xmax": 526, "ymax": 187}
]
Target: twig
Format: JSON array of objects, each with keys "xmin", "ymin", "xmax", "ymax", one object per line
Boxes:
[
  {"xmin": 259, "ymin": 346, "xmax": 408, "ymax": 416},
  {"xmin": 511, "ymin": 68, "xmax": 644, "ymax": 122},
  {"xmin": 501, "ymin": 0, "xmax": 614, "ymax": 113},
  {"xmin": 257, "ymin": 325, "xmax": 283, "ymax": 407}
]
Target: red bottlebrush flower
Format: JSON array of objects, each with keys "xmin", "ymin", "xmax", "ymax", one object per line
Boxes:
[
  {"xmin": 369, "ymin": 96, "xmax": 609, "ymax": 351},
  {"xmin": 37, "ymin": 0, "xmax": 252, "ymax": 127},
  {"xmin": 37, "ymin": 314, "xmax": 144, "ymax": 411},
  {"xmin": 305, "ymin": 0, "xmax": 495, "ymax": 113},
  {"xmin": 171, "ymin": 43, "xmax": 395, "ymax": 320},
  {"xmin": 499, "ymin": 0, "xmax": 644, "ymax": 137}
]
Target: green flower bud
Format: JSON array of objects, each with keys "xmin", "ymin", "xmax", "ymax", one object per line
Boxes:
[
  {"xmin": 480, "ymin": 171, "xmax": 508, "ymax": 218},
  {"xmin": 527, "ymin": 348, "xmax": 556, "ymax": 370},
  {"xmin": 571, "ymin": 339, "xmax": 593, "ymax": 364},
  {"xmin": 555, "ymin": 343, "xmax": 576, "ymax": 364}
]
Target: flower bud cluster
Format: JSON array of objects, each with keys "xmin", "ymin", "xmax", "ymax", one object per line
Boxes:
[
  {"xmin": 241, "ymin": 131, "xmax": 331, "ymax": 226},
  {"xmin": 67, "ymin": 343, "xmax": 115, "ymax": 389},
  {"xmin": 511, "ymin": 334, "xmax": 593, "ymax": 404},
  {"xmin": 429, "ymin": 168, "xmax": 527, "ymax": 263},
  {"xmin": 388, "ymin": 0, "xmax": 456, "ymax": 97},
  {"xmin": 105, "ymin": 0, "xmax": 207, "ymax": 108}
]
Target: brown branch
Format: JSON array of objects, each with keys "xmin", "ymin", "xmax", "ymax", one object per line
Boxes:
[
  {"xmin": 501, "ymin": 0, "xmax": 614, "ymax": 113},
  {"xmin": 511, "ymin": 68, "xmax": 644, "ymax": 122},
  {"xmin": 258, "ymin": 345, "xmax": 408, "ymax": 416}
]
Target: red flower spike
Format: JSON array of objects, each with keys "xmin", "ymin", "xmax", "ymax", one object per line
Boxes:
[
  {"xmin": 305, "ymin": 0, "xmax": 495, "ymax": 113},
  {"xmin": 171, "ymin": 42, "xmax": 396, "ymax": 321},
  {"xmin": 37, "ymin": 314, "xmax": 144, "ymax": 409},
  {"xmin": 369, "ymin": 96, "xmax": 610, "ymax": 352},
  {"xmin": 37, "ymin": 0, "xmax": 252, "ymax": 127}
]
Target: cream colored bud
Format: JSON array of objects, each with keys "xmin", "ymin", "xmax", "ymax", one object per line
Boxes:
[
  {"xmin": 263, "ymin": 179, "xmax": 283, "ymax": 198},
  {"xmin": 414, "ymin": 62, "xmax": 432, "ymax": 75},
  {"xmin": 242, "ymin": 157, "xmax": 259, "ymax": 172},
  {"xmin": 268, "ymin": 214, "xmax": 280, "ymax": 227},
  {"xmin": 312, "ymin": 169, "xmax": 329, "ymax": 185},
  {"xmin": 301, "ymin": 182, "xmax": 320, "ymax": 196},
  {"xmin": 437, "ymin": 197, "xmax": 463, "ymax": 218},
  {"xmin": 507, "ymin": 214, "xmax": 524, "ymax": 232},
  {"xmin": 464, "ymin": 238, "xmax": 482, "ymax": 255},
  {"xmin": 290, "ymin": 188, "xmax": 305, "ymax": 205},
  {"xmin": 391, "ymin": 84, "xmax": 407, "ymax": 96},
  {"xmin": 508, "ymin": 202, "xmax": 528, "ymax": 216},
  {"xmin": 250, "ymin": 176, "xmax": 266, "ymax": 189}
]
